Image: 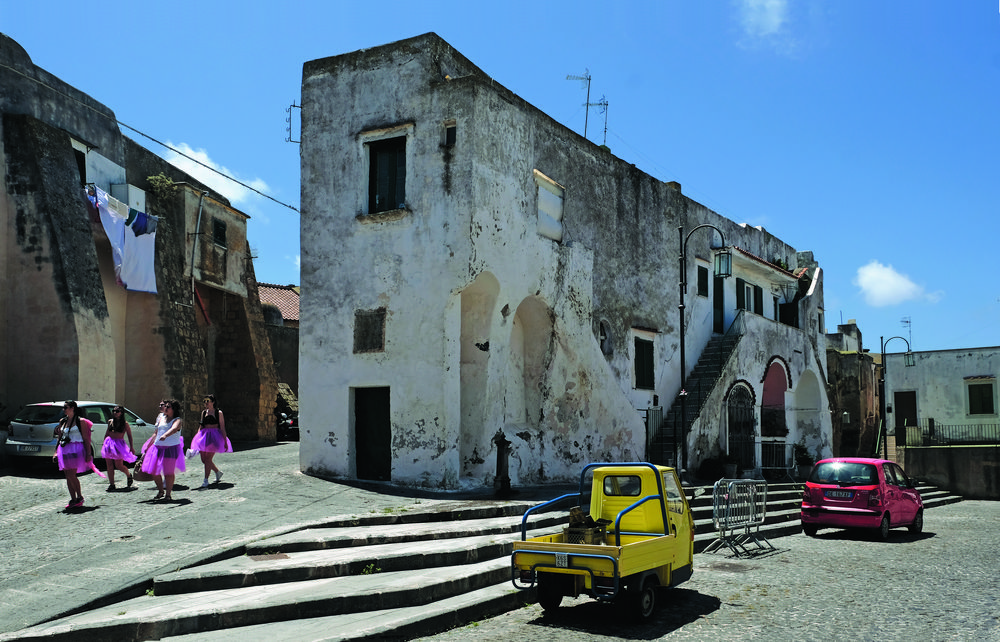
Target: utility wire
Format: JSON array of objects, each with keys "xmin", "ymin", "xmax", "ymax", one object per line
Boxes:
[{"xmin": 0, "ymin": 61, "xmax": 299, "ymax": 213}]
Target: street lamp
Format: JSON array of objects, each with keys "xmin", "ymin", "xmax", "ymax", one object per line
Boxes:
[
  {"xmin": 878, "ymin": 335, "xmax": 915, "ymax": 459},
  {"xmin": 678, "ymin": 224, "xmax": 731, "ymax": 478}
]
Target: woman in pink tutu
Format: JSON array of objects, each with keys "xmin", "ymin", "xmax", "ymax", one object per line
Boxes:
[
  {"xmin": 140, "ymin": 398, "xmax": 185, "ymax": 501},
  {"xmin": 191, "ymin": 394, "xmax": 232, "ymax": 488},
  {"xmin": 52, "ymin": 400, "xmax": 94, "ymax": 508},
  {"xmin": 100, "ymin": 405, "xmax": 135, "ymax": 491}
]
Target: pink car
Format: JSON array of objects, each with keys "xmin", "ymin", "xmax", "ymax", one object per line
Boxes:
[{"xmin": 800, "ymin": 457, "xmax": 923, "ymax": 540}]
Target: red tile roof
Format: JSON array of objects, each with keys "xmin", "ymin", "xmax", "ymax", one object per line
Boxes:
[{"xmin": 258, "ymin": 283, "xmax": 299, "ymax": 322}]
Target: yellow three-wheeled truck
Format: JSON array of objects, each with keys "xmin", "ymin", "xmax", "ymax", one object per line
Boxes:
[{"xmin": 511, "ymin": 462, "xmax": 694, "ymax": 619}]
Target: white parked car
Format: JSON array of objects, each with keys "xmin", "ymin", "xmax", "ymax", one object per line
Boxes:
[{"xmin": 2, "ymin": 401, "xmax": 153, "ymax": 463}]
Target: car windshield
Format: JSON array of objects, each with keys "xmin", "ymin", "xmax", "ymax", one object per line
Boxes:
[
  {"xmin": 12, "ymin": 405, "xmax": 63, "ymax": 424},
  {"xmin": 810, "ymin": 462, "xmax": 878, "ymax": 486}
]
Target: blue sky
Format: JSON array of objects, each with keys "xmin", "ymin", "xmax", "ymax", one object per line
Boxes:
[{"xmin": 3, "ymin": 1, "xmax": 998, "ymax": 352}]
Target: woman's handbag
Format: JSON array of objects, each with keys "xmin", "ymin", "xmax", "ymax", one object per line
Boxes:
[{"xmin": 132, "ymin": 449, "xmax": 154, "ymax": 482}]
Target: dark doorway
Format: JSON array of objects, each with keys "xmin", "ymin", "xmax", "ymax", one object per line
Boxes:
[
  {"xmin": 727, "ymin": 385, "xmax": 756, "ymax": 472},
  {"xmin": 713, "ymin": 275, "xmax": 725, "ymax": 334},
  {"xmin": 892, "ymin": 391, "xmax": 917, "ymax": 432},
  {"xmin": 355, "ymin": 387, "xmax": 391, "ymax": 481}
]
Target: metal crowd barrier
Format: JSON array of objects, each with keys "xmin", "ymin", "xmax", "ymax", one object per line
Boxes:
[{"xmin": 703, "ymin": 479, "xmax": 775, "ymax": 557}]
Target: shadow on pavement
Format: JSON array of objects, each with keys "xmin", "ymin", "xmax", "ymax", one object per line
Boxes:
[
  {"xmin": 809, "ymin": 529, "xmax": 936, "ymax": 543},
  {"xmin": 524, "ymin": 588, "xmax": 721, "ymax": 640}
]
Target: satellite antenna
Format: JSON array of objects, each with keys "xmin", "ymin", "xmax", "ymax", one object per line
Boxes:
[
  {"xmin": 586, "ymin": 96, "xmax": 609, "ymax": 145},
  {"xmin": 566, "ymin": 69, "xmax": 592, "ymax": 138}
]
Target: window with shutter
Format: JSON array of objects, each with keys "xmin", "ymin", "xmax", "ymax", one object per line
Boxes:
[
  {"xmin": 697, "ymin": 265, "xmax": 709, "ymax": 297},
  {"xmin": 634, "ymin": 337, "xmax": 654, "ymax": 390},
  {"xmin": 368, "ymin": 136, "xmax": 406, "ymax": 214}
]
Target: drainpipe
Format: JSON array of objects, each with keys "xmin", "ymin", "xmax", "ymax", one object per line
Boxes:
[{"xmin": 191, "ymin": 190, "xmax": 211, "ymax": 324}]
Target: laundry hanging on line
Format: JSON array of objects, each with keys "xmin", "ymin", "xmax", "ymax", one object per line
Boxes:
[{"xmin": 85, "ymin": 186, "xmax": 159, "ymax": 293}]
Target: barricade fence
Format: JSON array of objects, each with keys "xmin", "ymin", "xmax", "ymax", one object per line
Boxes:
[{"xmin": 703, "ymin": 479, "xmax": 775, "ymax": 557}]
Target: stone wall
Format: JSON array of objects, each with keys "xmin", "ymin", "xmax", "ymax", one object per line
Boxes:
[{"xmin": 904, "ymin": 446, "xmax": 1000, "ymax": 500}]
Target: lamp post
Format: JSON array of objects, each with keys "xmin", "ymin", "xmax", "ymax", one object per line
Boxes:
[
  {"xmin": 878, "ymin": 335, "xmax": 915, "ymax": 459},
  {"xmin": 678, "ymin": 224, "xmax": 731, "ymax": 478}
]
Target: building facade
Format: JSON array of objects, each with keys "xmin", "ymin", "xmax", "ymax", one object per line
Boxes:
[
  {"xmin": 299, "ymin": 33, "xmax": 832, "ymax": 489},
  {"xmin": 0, "ymin": 34, "xmax": 277, "ymax": 439},
  {"xmin": 885, "ymin": 345, "xmax": 1000, "ymax": 446}
]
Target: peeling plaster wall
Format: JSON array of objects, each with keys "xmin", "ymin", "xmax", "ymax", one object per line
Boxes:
[{"xmin": 299, "ymin": 33, "xmax": 832, "ymax": 488}]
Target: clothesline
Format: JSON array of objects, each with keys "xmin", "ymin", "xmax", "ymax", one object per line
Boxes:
[{"xmin": 84, "ymin": 185, "xmax": 158, "ymax": 294}]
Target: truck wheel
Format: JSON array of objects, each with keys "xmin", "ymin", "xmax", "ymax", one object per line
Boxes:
[
  {"xmin": 536, "ymin": 575, "xmax": 563, "ymax": 611},
  {"xmin": 634, "ymin": 577, "xmax": 657, "ymax": 620}
]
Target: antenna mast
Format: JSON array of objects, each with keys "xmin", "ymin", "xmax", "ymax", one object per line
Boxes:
[
  {"xmin": 586, "ymin": 96, "xmax": 609, "ymax": 145},
  {"xmin": 566, "ymin": 70, "xmax": 592, "ymax": 138}
]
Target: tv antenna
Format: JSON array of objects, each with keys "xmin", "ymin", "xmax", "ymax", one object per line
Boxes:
[
  {"xmin": 586, "ymin": 96, "xmax": 609, "ymax": 145},
  {"xmin": 566, "ymin": 69, "xmax": 592, "ymax": 138},
  {"xmin": 901, "ymin": 316, "xmax": 912, "ymax": 347}
]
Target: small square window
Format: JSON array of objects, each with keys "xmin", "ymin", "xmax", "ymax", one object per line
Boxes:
[{"xmin": 354, "ymin": 308, "xmax": 387, "ymax": 353}]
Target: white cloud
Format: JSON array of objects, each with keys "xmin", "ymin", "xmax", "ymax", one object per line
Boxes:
[
  {"xmin": 161, "ymin": 142, "xmax": 269, "ymax": 208},
  {"xmin": 739, "ymin": 0, "xmax": 789, "ymax": 39},
  {"xmin": 854, "ymin": 260, "xmax": 941, "ymax": 307}
]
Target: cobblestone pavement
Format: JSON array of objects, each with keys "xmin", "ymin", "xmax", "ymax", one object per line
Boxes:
[{"xmin": 416, "ymin": 500, "xmax": 1000, "ymax": 642}]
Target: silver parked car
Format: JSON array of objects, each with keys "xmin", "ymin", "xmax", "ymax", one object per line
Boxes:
[{"xmin": 2, "ymin": 401, "xmax": 153, "ymax": 463}]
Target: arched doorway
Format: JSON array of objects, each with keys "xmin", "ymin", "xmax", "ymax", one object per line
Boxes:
[{"xmin": 727, "ymin": 384, "xmax": 756, "ymax": 473}]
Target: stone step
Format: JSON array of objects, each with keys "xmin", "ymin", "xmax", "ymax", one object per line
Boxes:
[
  {"xmin": 156, "ymin": 583, "xmax": 530, "ymax": 642},
  {"xmin": 9, "ymin": 557, "xmax": 515, "ymax": 641},
  {"xmin": 155, "ymin": 524, "xmax": 556, "ymax": 595},
  {"xmin": 245, "ymin": 511, "xmax": 565, "ymax": 555}
]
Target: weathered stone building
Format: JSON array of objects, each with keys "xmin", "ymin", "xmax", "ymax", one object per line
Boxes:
[
  {"xmin": 825, "ymin": 320, "xmax": 879, "ymax": 457},
  {"xmin": 0, "ymin": 34, "xmax": 277, "ymax": 439},
  {"xmin": 299, "ymin": 33, "xmax": 832, "ymax": 489}
]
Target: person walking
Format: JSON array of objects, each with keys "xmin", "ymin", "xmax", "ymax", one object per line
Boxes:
[
  {"xmin": 100, "ymin": 405, "xmax": 136, "ymax": 491},
  {"xmin": 139, "ymin": 399, "xmax": 185, "ymax": 501},
  {"xmin": 52, "ymin": 400, "xmax": 94, "ymax": 508},
  {"xmin": 190, "ymin": 394, "xmax": 232, "ymax": 488}
]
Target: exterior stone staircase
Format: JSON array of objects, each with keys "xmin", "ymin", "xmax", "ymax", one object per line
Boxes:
[
  {"xmin": 8, "ymin": 481, "xmax": 962, "ymax": 642},
  {"xmin": 649, "ymin": 326, "xmax": 742, "ymax": 466}
]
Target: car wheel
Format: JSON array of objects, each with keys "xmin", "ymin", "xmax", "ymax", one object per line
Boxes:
[
  {"xmin": 536, "ymin": 574, "xmax": 563, "ymax": 611},
  {"xmin": 908, "ymin": 510, "xmax": 923, "ymax": 534},
  {"xmin": 802, "ymin": 524, "xmax": 818, "ymax": 537},
  {"xmin": 876, "ymin": 514, "xmax": 891, "ymax": 540}
]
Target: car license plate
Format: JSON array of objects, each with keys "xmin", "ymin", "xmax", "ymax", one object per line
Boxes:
[
  {"xmin": 827, "ymin": 490, "xmax": 853, "ymax": 499},
  {"xmin": 17, "ymin": 445, "xmax": 40, "ymax": 453}
]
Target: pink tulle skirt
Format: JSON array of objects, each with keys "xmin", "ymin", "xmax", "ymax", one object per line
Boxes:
[
  {"xmin": 56, "ymin": 441, "xmax": 90, "ymax": 473},
  {"xmin": 140, "ymin": 443, "xmax": 186, "ymax": 476},
  {"xmin": 190, "ymin": 427, "xmax": 233, "ymax": 453},
  {"xmin": 101, "ymin": 437, "xmax": 137, "ymax": 463}
]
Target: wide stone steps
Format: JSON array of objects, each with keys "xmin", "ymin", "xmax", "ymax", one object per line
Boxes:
[{"xmin": 6, "ymin": 481, "xmax": 961, "ymax": 641}]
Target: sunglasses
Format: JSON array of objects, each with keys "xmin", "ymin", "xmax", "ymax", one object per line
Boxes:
[{"xmin": 113, "ymin": 409, "xmax": 123, "ymax": 414}]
